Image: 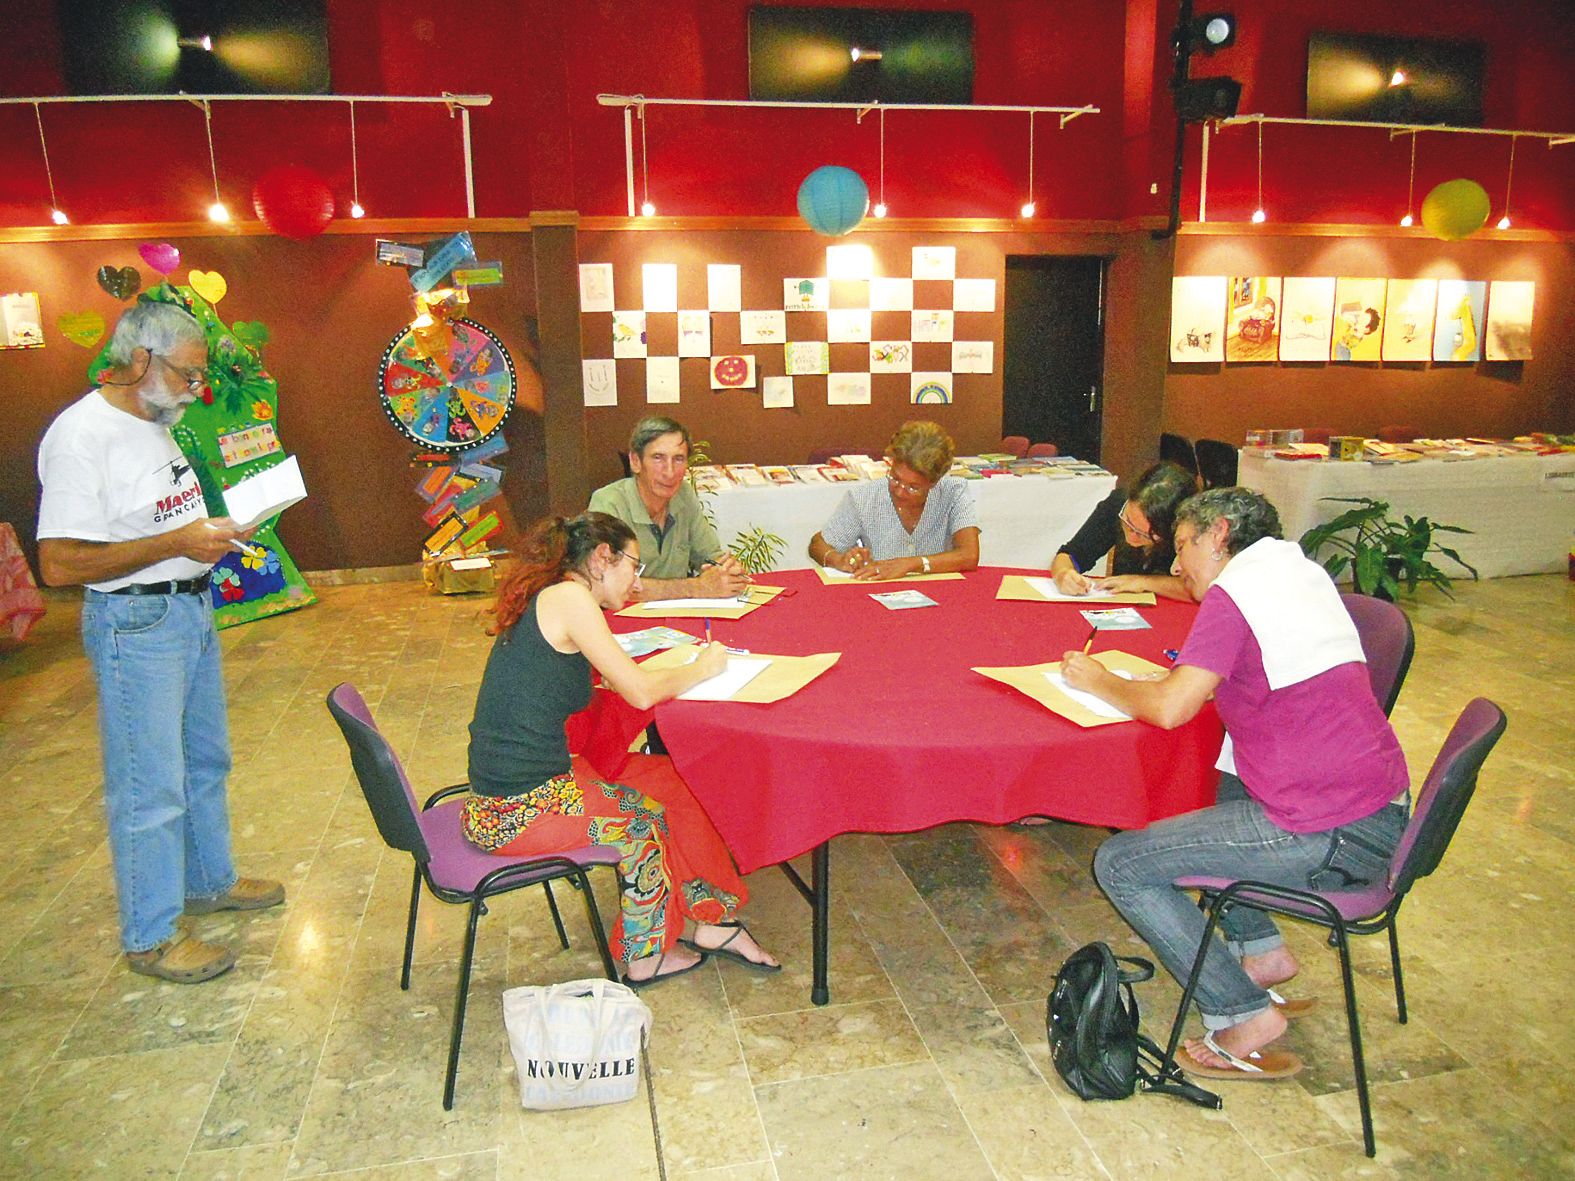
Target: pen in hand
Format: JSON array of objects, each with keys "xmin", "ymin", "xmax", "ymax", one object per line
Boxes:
[
  {"xmin": 1082, "ymin": 625, "xmax": 1099, "ymax": 655},
  {"xmin": 704, "ymin": 617, "xmax": 712, "ymax": 645}
]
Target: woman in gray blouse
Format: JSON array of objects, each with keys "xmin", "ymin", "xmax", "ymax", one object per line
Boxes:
[{"xmin": 808, "ymin": 420, "xmax": 981, "ymax": 580}]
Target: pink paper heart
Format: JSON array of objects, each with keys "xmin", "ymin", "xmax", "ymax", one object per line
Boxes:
[{"xmin": 138, "ymin": 242, "xmax": 180, "ymax": 275}]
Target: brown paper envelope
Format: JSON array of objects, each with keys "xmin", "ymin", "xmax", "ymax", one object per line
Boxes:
[
  {"xmin": 644, "ymin": 646, "xmax": 841, "ymax": 703},
  {"xmin": 616, "ymin": 583, "xmax": 786, "ymax": 620},
  {"xmin": 814, "ymin": 567, "xmax": 965, "ymax": 586},
  {"xmin": 995, "ymin": 574, "xmax": 1155, "ymax": 606},
  {"xmin": 972, "ymin": 650, "xmax": 1167, "ymax": 728}
]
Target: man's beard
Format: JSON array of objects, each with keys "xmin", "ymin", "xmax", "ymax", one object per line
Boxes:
[{"xmin": 138, "ymin": 381, "xmax": 194, "ymax": 428}]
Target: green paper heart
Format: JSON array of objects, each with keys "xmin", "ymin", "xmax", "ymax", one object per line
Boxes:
[
  {"xmin": 231, "ymin": 321, "xmax": 270, "ymax": 349},
  {"xmin": 58, "ymin": 310, "xmax": 107, "ymax": 348},
  {"xmin": 96, "ymin": 264, "xmax": 142, "ymax": 301}
]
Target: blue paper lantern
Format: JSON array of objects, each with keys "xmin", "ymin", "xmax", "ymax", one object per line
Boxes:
[{"xmin": 797, "ymin": 166, "xmax": 869, "ymax": 236}]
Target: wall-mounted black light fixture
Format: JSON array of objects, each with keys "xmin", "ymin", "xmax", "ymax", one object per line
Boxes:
[{"xmin": 1155, "ymin": 2, "xmax": 1243, "ymax": 238}]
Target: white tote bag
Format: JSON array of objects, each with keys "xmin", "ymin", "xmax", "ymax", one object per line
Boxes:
[{"xmin": 502, "ymin": 978, "xmax": 653, "ymax": 1110}]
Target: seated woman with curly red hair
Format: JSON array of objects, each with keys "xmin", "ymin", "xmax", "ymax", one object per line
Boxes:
[{"xmin": 464, "ymin": 512, "xmax": 779, "ymax": 987}]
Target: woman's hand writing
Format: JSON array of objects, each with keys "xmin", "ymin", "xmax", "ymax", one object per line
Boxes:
[{"xmin": 853, "ymin": 557, "xmax": 920, "ymax": 581}]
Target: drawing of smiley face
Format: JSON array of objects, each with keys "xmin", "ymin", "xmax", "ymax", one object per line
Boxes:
[{"xmin": 713, "ymin": 356, "xmax": 749, "ymax": 386}]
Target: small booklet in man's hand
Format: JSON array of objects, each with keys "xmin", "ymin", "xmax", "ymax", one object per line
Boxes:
[{"xmin": 223, "ymin": 455, "xmax": 307, "ymax": 529}]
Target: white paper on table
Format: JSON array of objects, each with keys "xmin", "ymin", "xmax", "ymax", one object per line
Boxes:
[
  {"xmin": 632, "ymin": 595, "xmax": 751, "ymax": 610},
  {"xmin": 578, "ymin": 263, "xmax": 614, "ymax": 312},
  {"xmin": 642, "ymin": 263, "xmax": 678, "ymax": 312},
  {"xmin": 678, "ymin": 656, "xmax": 771, "ymax": 700},
  {"xmin": 582, "ymin": 358, "xmax": 617, "ymax": 406},
  {"xmin": 646, "ymin": 356, "xmax": 680, "ymax": 403},
  {"xmin": 762, "ymin": 375, "xmax": 794, "ymax": 408},
  {"xmin": 224, "ymin": 455, "xmax": 307, "ymax": 528},
  {"xmin": 819, "ymin": 566, "xmax": 854, "ymax": 580},
  {"xmin": 677, "ymin": 310, "xmax": 711, "ymax": 357},
  {"xmin": 707, "ymin": 264, "xmax": 742, "ymax": 312},
  {"xmin": 1023, "ymin": 576, "xmax": 1091, "ymax": 601},
  {"xmin": 1045, "ymin": 669, "xmax": 1134, "ymax": 719}
]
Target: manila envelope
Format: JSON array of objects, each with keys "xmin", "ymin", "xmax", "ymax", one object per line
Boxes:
[
  {"xmin": 996, "ymin": 574, "xmax": 1155, "ymax": 606},
  {"xmin": 814, "ymin": 567, "xmax": 965, "ymax": 586},
  {"xmin": 616, "ymin": 583, "xmax": 786, "ymax": 620},
  {"xmin": 972, "ymin": 650, "xmax": 1167, "ymax": 728},
  {"xmin": 643, "ymin": 646, "xmax": 841, "ymax": 704}
]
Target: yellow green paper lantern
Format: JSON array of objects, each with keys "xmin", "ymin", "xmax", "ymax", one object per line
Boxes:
[{"xmin": 1420, "ymin": 179, "xmax": 1491, "ymax": 241}]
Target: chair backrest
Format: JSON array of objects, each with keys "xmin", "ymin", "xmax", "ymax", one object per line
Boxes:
[
  {"xmin": 1377, "ymin": 424, "xmax": 1420, "ymax": 444},
  {"xmin": 1194, "ymin": 438, "xmax": 1239, "ymax": 488},
  {"xmin": 1387, "ymin": 698, "xmax": 1506, "ymax": 897},
  {"xmin": 1027, "ymin": 442, "xmax": 1059, "ymax": 458},
  {"xmin": 326, "ymin": 683, "xmax": 432, "ymax": 863},
  {"xmin": 999, "ymin": 435, "xmax": 1030, "ymax": 458},
  {"xmin": 616, "ymin": 448, "xmax": 632, "ymax": 478},
  {"xmin": 1340, "ymin": 592, "xmax": 1415, "ymax": 716},
  {"xmin": 1159, "ymin": 432, "xmax": 1198, "ymax": 474}
]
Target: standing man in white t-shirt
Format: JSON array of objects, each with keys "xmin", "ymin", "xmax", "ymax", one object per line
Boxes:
[{"xmin": 36, "ymin": 300, "xmax": 285, "ymax": 984}]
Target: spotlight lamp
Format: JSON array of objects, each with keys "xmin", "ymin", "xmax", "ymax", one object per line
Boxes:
[
  {"xmin": 1189, "ymin": 13, "xmax": 1236, "ymax": 52},
  {"xmin": 850, "ymin": 47, "xmax": 882, "ymax": 62}
]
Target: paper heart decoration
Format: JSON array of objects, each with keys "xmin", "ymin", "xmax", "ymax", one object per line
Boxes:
[
  {"xmin": 188, "ymin": 269, "xmax": 228, "ymax": 305},
  {"xmin": 230, "ymin": 321, "xmax": 270, "ymax": 349},
  {"xmin": 58, "ymin": 310, "xmax": 107, "ymax": 348},
  {"xmin": 138, "ymin": 242, "xmax": 181, "ymax": 275},
  {"xmin": 96, "ymin": 265, "xmax": 142, "ymax": 301}
]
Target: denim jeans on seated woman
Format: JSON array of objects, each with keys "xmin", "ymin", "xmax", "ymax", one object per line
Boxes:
[
  {"xmin": 1092, "ymin": 773, "xmax": 1406, "ymax": 1030},
  {"xmin": 82, "ymin": 590, "xmax": 238, "ymax": 953}
]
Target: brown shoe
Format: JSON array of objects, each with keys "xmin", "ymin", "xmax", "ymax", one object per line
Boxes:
[
  {"xmin": 185, "ymin": 877, "xmax": 285, "ymax": 915},
  {"xmin": 127, "ymin": 932, "xmax": 236, "ymax": 984}
]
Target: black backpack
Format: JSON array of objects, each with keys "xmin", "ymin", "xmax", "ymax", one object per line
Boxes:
[{"xmin": 1046, "ymin": 941, "xmax": 1221, "ymax": 1108}]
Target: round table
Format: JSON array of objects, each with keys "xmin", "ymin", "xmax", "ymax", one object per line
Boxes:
[{"xmin": 572, "ymin": 566, "xmax": 1224, "ymax": 1004}]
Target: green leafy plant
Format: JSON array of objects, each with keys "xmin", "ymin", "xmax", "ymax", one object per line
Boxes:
[
  {"xmin": 729, "ymin": 525, "xmax": 787, "ymax": 574},
  {"xmin": 1299, "ymin": 496, "xmax": 1477, "ymax": 600}
]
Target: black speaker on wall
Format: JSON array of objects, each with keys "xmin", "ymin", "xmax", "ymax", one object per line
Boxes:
[{"xmin": 1173, "ymin": 76, "xmax": 1243, "ymax": 121}]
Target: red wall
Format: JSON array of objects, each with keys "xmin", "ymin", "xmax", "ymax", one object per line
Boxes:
[{"xmin": 5, "ymin": 2, "xmax": 1569, "ymax": 230}]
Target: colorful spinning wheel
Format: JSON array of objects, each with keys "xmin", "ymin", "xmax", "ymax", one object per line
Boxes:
[{"xmin": 377, "ymin": 318, "xmax": 516, "ymax": 450}]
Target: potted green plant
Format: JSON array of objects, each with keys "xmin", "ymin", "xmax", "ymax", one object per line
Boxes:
[{"xmin": 1299, "ymin": 496, "xmax": 1478, "ymax": 600}]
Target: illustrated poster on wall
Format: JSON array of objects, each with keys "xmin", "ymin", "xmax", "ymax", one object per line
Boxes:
[
  {"xmin": 784, "ymin": 278, "xmax": 829, "ymax": 312},
  {"xmin": 827, "ymin": 309, "xmax": 872, "ymax": 343},
  {"xmin": 870, "ymin": 341, "xmax": 913, "ymax": 373},
  {"xmin": 1485, "ymin": 281, "xmax": 1534, "ymax": 360},
  {"xmin": 1224, "ymin": 276, "xmax": 1280, "ymax": 363},
  {"xmin": 1380, "ymin": 279, "xmax": 1438, "ymax": 362},
  {"xmin": 2, "ymin": 291, "xmax": 43, "ymax": 348},
  {"xmin": 912, "ymin": 310, "xmax": 954, "ymax": 343},
  {"xmin": 951, "ymin": 341, "xmax": 993, "ymax": 373},
  {"xmin": 1433, "ymin": 280, "xmax": 1486, "ymax": 363},
  {"xmin": 678, "ymin": 310, "xmax": 710, "ymax": 357},
  {"xmin": 578, "ymin": 264, "xmax": 614, "ymax": 312},
  {"xmin": 646, "ymin": 356, "xmax": 681, "ymax": 403},
  {"xmin": 612, "ymin": 311, "xmax": 648, "ymax": 358},
  {"xmin": 583, "ymin": 358, "xmax": 617, "ymax": 406},
  {"xmin": 913, "ymin": 246, "xmax": 956, "ymax": 280},
  {"xmin": 1331, "ymin": 277, "xmax": 1386, "ymax": 362},
  {"xmin": 740, "ymin": 310, "xmax": 786, "ymax": 344},
  {"xmin": 910, "ymin": 372, "xmax": 953, "ymax": 404},
  {"xmin": 710, "ymin": 355, "xmax": 756, "ymax": 389},
  {"xmin": 762, "ymin": 376, "xmax": 794, "ymax": 408},
  {"xmin": 707, "ymin": 264, "xmax": 742, "ymax": 312},
  {"xmin": 785, "ymin": 341, "xmax": 830, "ymax": 375},
  {"xmin": 828, "ymin": 372, "xmax": 872, "ymax": 405},
  {"xmin": 1278, "ymin": 277, "xmax": 1336, "ymax": 362},
  {"xmin": 1169, "ymin": 276, "xmax": 1227, "ymax": 363}
]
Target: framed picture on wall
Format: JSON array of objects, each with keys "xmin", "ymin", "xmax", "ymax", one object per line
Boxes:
[
  {"xmin": 1380, "ymin": 279, "xmax": 1438, "ymax": 361},
  {"xmin": 1224, "ymin": 276, "xmax": 1280, "ymax": 362},
  {"xmin": 1331, "ymin": 277, "xmax": 1386, "ymax": 362},
  {"xmin": 1279, "ymin": 277, "xmax": 1335, "ymax": 361},
  {"xmin": 1484, "ymin": 281, "xmax": 1534, "ymax": 360},
  {"xmin": 1169, "ymin": 276, "xmax": 1226, "ymax": 363},
  {"xmin": 1433, "ymin": 279, "xmax": 1486, "ymax": 362}
]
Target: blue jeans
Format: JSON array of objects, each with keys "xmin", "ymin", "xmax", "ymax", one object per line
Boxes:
[
  {"xmin": 82, "ymin": 590, "xmax": 237, "ymax": 953},
  {"xmin": 1093, "ymin": 774, "xmax": 1406, "ymax": 1029}
]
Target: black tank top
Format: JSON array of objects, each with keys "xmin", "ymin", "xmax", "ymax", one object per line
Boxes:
[{"xmin": 466, "ymin": 594, "xmax": 592, "ymax": 797}]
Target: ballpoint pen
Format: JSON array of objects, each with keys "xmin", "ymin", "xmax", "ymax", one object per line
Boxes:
[
  {"xmin": 1082, "ymin": 625, "xmax": 1099, "ymax": 655},
  {"xmin": 704, "ymin": 617, "xmax": 712, "ymax": 645}
]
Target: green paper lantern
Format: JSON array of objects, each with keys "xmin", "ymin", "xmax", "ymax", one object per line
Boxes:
[{"xmin": 1420, "ymin": 179, "xmax": 1490, "ymax": 242}]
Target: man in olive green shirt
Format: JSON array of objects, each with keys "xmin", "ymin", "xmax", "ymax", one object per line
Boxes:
[{"xmin": 588, "ymin": 415, "xmax": 751, "ymax": 600}]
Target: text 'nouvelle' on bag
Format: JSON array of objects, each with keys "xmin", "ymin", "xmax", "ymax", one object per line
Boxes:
[{"xmin": 504, "ymin": 978, "xmax": 652, "ymax": 1110}]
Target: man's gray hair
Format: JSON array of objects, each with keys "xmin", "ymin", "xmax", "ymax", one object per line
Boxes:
[
  {"xmin": 1174, "ymin": 487, "xmax": 1283, "ymax": 554},
  {"xmin": 629, "ymin": 415, "xmax": 691, "ymax": 458},
  {"xmin": 103, "ymin": 301, "xmax": 205, "ymax": 368}
]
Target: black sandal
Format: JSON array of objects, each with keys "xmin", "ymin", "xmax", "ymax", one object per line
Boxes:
[
  {"xmin": 680, "ymin": 921, "xmax": 782, "ymax": 974},
  {"xmin": 622, "ymin": 948, "xmax": 709, "ymax": 991}
]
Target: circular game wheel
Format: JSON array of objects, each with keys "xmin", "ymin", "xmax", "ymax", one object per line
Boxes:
[{"xmin": 377, "ymin": 318, "xmax": 516, "ymax": 450}]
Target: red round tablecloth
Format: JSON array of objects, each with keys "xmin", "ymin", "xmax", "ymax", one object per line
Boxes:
[{"xmin": 573, "ymin": 567, "xmax": 1223, "ymax": 875}]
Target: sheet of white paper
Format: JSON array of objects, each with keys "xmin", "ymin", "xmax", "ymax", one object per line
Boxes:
[
  {"xmin": 740, "ymin": 310, "xmax": 786, "ymax": 344},
  {"xmin": 762, "ymin": 375, "xmax": 794, "ymax": 408},
  {"xmin": 612, "ymin": 311, "xmax": 647, "ymax": 358},
  {"xmin": 913, "ymin": 310, "xmax": 954, "ymax": 342},
  {"xmin": 1045, "ymin": 670, "xmax": 1133, "ymax": 719},
  {"xmin": 913, "ymin": 246, "xmax": 957, "ymax": 281},
  {"xmin": 828, "ymin": 372, "xmax": 872, "ymax": 405},
  {"xmin": 707, "ymin": 264, "xmax": 741, "ymax": 312},
  {"xmin": 953, "ymin": 278, "xmax": 996, "ymax": 312},
  {"xmin": 677, "ymin": 310, "xmax": 710, "ymax": 357},
  {"xmin": 871, "ymin": 277, "xmax": 913, "ymax": 311},
  {"xmin": 910, "ymin": 372, "xmax": 952, "ymax": 405},
  {"xmin": 784, "ymin": 278, "xmax": 829, "ymax": 311},
  {"xmin": 827, "ymin": 309, "xmax": 871, "ymax": 342},
  {"xmin": 578, "ymin": 263, "xmax": 614, "ymax": 312},
  {"xmin": 633, "ymin": 595, "xmax": 750, "ymax": 610},
  {"xmin": 224, "ymin": 455, "xmax": 307, "ymax": 529},
  {"xmin": 870, "ymin": 341, "xmax": 913, "ymax": 373},
  {"xmin": 785, "ymin": 341, "xmax": 830, "ymax": 375},
  {"xmin": 819, "ymin": 566, "xmax": 854, "ymax": 579},
  {"xmin": 952, "ymin": 340, "xmax": 994, "ymax": 373},
  {"xmin": 646, "ymin": 356, "xmax": 680, "ymax": 403},
  {"xmin": 678, "ymin": 656, "xmax": 772, "ymax": 700},
  {"xmin": 582, "ymin": 358, "xmax": 617, "ymax": 406},
  {"xmin": 642, "ymin": 263, "xmax": 678, "ymax": 313},
  {"xmin": 1023, "ymin": 576, "xmax": 1079, "ymax": 600},
  {"xmin": 826, "ymin": 244, "xmax": 874, "ymax": 281}
]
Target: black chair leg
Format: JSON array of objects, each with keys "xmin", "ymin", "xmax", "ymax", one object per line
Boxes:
[
  {"xmin": 1331, "ymin": 924, "xmax": 1375, "ymax": 1157},
  {"xmin": 1160, "ymin": 893, "xmax": 1227, "ymax": 1076},
  {"xmin": 1387, "ymin": 921, "xmax": 1407, "ymax": 1024},
  {"xmin": 576, "ymin": 868, "xmax": 621, "ymax": 982},
  {"xmin": 401, "ymin": 867, "xmax": 423, "ymax": 990},
  {"xmin": 443, "ymin": 894, "xmax": 486, "ymax": 1111},
  {"xmin": 543, "ymin": 881, "xmax": 570, "ymax": 949}
]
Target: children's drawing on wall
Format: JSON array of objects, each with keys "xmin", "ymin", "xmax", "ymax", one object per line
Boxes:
[
  {"xmin": 1224, "ymin": 276, "xmax": 1280, "ymax": 362},
  {"xmin": 1432, "ymin": 280, "xmax": 1486, "ymax": 363},
  {"xmin": 1379, "ymin": 279, "xmax": 1438, "ymax": 362},
  {"xmin": 1278, "ymin": 276, "xmax": 1335, "ymax": 362},
  {"xmin": 870, "ymin": 340, "xmax": 912, "ymax": 373},
  {"xmin": 910, "ymin": 373, "xmax": 953, "ymax": 404},
  {"xmin": 612, "ymin": 311, "xmax": 647, "ymax": 358},
  {"xmin": 1331, "ymin": 277, "xmax": 1386, "ymax": 361},
  {"xmin": 1, "ymin": 291, "xmax": 44, "ymax": 348},
  {"xmin": 1484, "ymin": 280, "xmax": 1534, "ymax": 360},
  {"xmin": 784, "ymin": 278, "xmax": 829, "ymax": 312},
  {"xmin": 1168, "ymin": 276, "xmax": 1226, "ymax": 363}
]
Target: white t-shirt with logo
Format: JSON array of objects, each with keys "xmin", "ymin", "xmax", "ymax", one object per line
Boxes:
[{"xmin": 37, "ymin": 390, "xmax": 212, "ymax": 592}]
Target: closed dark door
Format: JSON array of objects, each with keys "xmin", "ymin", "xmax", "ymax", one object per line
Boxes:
[{"xmin": 1002, "ymin": 256, "xmax": 1107, "ymax": 463}]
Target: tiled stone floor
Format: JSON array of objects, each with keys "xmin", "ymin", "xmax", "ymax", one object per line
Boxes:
[{"xmin": 1, "ymin": 574, "xmax": 1571, "ymax": 1180}]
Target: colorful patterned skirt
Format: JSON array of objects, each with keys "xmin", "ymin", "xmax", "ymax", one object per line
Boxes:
[{"xmin": 462, "ymin": 753, "xmax": 746, "ymax": 964}]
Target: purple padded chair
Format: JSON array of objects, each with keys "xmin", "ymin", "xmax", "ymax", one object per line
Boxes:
[
  {"xmin": 326, "ymin": 683, "xmax": 622, "ymax": 1109},
  {"xmin": 1161, "ymin": 698, "xmax": 1507, "ymax": 1157},
  {"xmin": 1340, "ymin": 592, "xmax": 1415, "ymax": 716}
]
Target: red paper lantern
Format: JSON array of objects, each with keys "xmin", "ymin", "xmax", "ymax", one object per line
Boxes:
[{"xmin": 252, "ymin": 165, "xmax": 336, "ymax": 239}]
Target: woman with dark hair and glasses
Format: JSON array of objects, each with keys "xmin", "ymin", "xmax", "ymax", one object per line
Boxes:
[
  {"xmin": 1049, "ymin": 461, "xmax": 1197, "ymax": 601},
  {"xmin": 463, "ymin": 512, "xmax": 779, "ymax": 988}
]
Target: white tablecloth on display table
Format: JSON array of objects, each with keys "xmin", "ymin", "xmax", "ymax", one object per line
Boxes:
[
  {"xmin": 701, "ymin": 470, "xmax": 1119, "ymax": 571},
  {"xmin": 1239, "ymin": 449, "xmax": 1575, "ymax": 579}
]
